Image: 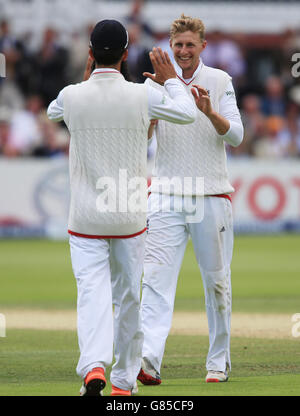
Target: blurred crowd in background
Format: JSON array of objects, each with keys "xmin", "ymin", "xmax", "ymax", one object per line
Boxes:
[{"xmin": 1, "ymin": 0, "xmax": 300, "ymax": 159}]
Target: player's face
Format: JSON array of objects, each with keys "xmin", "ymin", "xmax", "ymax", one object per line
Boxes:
[{"xmin": 170, "ymin": 31, "xmax": 206, "ymax": 75}]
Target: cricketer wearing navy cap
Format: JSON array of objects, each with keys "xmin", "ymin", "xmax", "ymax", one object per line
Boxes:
[
  {"xmin": 86, "ymin": 19, "xmax": 130, "ymax": 80},
  {"xmin": 90, "ymin": 19, "xmax": 129, "ymax": 51},
  {"xmin": 47, "ymin": 18, "xmax": 197, "ymax": 397}
]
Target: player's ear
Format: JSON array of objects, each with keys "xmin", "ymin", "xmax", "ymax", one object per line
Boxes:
[
  {"xmin": 89, "ymin": 48, "xmax": 95, "ymax": 60},
  {"xmin": 201, "ymin": 39, "xmax": 207, "ymax": 51},
  {"xmin": 122, "ymin": 49, "xmax": 129, "ymax": 62}
]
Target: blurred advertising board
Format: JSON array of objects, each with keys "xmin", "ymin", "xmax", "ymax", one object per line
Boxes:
[
  {"xmin": 0, "ymin": 157, "xmax": 299, "ymax": 239},
  {"xmin": 229, "ymin": 159, "xmax": 300, "ymax": 233},
  {"xmin": 0, "ymin": 158, "xmax": 69, "ymax": 239}
]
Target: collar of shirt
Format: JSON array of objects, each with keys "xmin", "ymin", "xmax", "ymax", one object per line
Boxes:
[
  {"xmin": 174, "ymin": 58, "xmax": 204, "ymax": 85},
  {"xmin": 91, "ymin": 68, "xmax": 120, "ymax": 75}
]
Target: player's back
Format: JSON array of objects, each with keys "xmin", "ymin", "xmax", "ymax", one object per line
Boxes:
[
  {"xmin": 64, "ymin": 72, "xmax": 149, "ymax": 130},
  {"xmin": 63, "ymin": 71, "xmax": 150, "ymax": 237}
]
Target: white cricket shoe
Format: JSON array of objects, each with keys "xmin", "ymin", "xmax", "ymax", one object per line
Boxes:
[{"xmin": 206, "ymin": 370, "xmax": 229, "ymax": 383}]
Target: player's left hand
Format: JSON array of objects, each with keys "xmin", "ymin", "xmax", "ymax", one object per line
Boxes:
[{"xmin": 191, "ymin": 85, "xmax": 213, "ymax": 117}]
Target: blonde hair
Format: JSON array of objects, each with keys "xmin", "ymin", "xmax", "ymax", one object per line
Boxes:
[{"xmin": 170, "ymin": 14, "xmax": 205, "ymax": 42}]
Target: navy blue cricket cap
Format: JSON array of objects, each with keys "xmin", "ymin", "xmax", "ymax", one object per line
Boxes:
[{"xmin": 90, "ymin": 19, "xmax": 129, "ymax": 51}]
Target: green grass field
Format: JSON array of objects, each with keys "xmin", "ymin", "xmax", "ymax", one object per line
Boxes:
[
  {"xmin": 1, "ymin": 331, "xmax": 299, "ymax": 396},
  {"xmin": 0, "ymin": 235, "xmax": 300, "ymax": 396}
]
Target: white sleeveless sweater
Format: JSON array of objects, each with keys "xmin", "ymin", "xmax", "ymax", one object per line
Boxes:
[
  {"xmin": 63, "ymin": 72, "xmax": 149, "ymax": 237},
  {"xmin": 149, "ymin": 65, "xmax": 234, "ymax": 196}
]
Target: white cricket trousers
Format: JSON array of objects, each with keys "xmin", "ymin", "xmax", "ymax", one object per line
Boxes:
[
  {"xmin": 69, "ymin": 233, "xmax": 145, "ymax": 391},
  {"xmin": 141, "ymin": 193, "xmax": 233, "ymax": 374}
]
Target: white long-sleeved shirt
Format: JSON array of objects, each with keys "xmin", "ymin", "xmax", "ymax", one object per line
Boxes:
[
  {"xmin": 216, "ymin": 80, "xmax": 244, "ymax": 147},
  {"xmin": 47, "ymin": 68, "xmax": 197, "ymax": 125}
]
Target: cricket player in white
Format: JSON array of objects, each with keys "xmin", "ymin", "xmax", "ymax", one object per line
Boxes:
[
  {"xmin": 47, "ymin": 20, "xmax": 196, "ymax": 396},
  {"xmin": 138, "ymin": 15, "xmax": 244, "ymax": 385}
]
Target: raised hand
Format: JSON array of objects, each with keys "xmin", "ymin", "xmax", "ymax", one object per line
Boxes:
[
  {"xmin": 191, "ymin": 85, "xmax": 213, "ymax": 117},
  {"xmin": 191, "ymin": 84, "xmax": 230, "ymax": 134},
  {"xmin": 143, "ymin": 47, "xmax": 177, "ymax": 86}
]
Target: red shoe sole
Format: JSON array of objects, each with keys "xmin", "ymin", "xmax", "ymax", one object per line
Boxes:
[
  {"xmin": 137, "ymin": 369, "xmax": 161, "ymax": 385},
  {"xmin": 111, "ymin": 385, "xmax": 131, "ymax": 396},
  {"xmin": 206, "ymin": 378, "xmax": 220, "ymax": 383}
]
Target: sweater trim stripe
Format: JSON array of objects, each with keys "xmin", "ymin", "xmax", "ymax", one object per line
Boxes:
[
  {"xmin": 176, "ymin": 74, "xmax": 196, "ymax": 86},
  {"xmin": 92, "ymin": 70, "xmax": 121, "ymax": 75},
  {"xmin": 208, "ymin": 194, "xmax": 232, "ymax": 202},
  {"xmin": 68, "ymin": 227, "xmax": 147, "ymax": 239}
]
